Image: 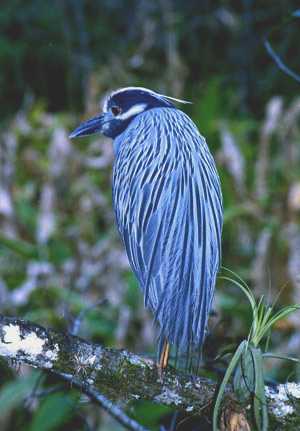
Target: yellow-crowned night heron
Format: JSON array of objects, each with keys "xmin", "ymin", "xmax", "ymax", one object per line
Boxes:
[{"xmin": 70, "ymin": 87, "xmax": 223, "ymax": 369}]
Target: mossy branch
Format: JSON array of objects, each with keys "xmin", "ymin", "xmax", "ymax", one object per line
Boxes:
[{"xmin": 0, "ymin": 315, "xmax": 300, "ymax": 430}]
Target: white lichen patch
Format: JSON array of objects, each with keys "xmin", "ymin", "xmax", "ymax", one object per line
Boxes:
[
  {"xmin": 286, "ymin": 382, "xmax": 300, "ymax": 399},
  {"xmin": 154, "ymin": 388, "xmax": 183, "ymax": 406},
  {"xmin": 88, "ymin": 354, "xmax": 97, "ymax": 366},
  {"xmin": 0, "ymin": 324, "xmax": 45, "ymax": 359},
  {"xmin": 92, "ymin": 347, "xmax": 103, "ymax": 369},
  {"xmin": 45, "ymin": 343, "xmax": 59, "ymax": 361},
  {"xmin": 74, "ymin": 351, "xmax": 99, "ymax": 368},
  {"xmin": 192, "ymin": 380, "xmax": 204, "ymax": 390},
  {"xmin": 0, "ymin": 324, "xmax": 60, "ymax": 369},
  {"xmin": 43, "ymin": 343, "xmax": 60, "ymax": 367},
  {"xmin": 94, "ymin": 362, "xmax": 103, "ymax": 371},
  {"xmin": 122, "ymin": 351, "xmax": 147, "ymax": 368},
  {"xmin": 265, "ymin": 384, "xmax": 297, "ymax": 417},
  {"xmin": 131, "ymin": 394, "xmax": 140, "ymax": 400},
  {"xmin": 73, "ymin": 345, "xmax": 103, "ymax": 370}
]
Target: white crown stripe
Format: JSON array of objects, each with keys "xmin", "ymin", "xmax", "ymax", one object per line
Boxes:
[{"xmin": 103, "ymin": 87, "xmax": 191, "ymax": 112}]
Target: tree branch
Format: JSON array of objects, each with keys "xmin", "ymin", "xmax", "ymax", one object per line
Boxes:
[{"xmin": 1, "ymin": 315, "xmax": 300, "ymax": 430}]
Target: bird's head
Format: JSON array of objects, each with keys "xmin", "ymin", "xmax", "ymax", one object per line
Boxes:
[{"xmin": 69, "ymin": 87, "xmax": 191, "ymax": 139}]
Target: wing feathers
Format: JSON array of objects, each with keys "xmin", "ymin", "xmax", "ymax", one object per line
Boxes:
[{"xmin": 113, "ymin": 108, "xmax": 223, "ymax": 354}]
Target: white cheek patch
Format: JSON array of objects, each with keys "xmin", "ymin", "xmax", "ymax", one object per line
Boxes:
[{"xmin": 117, "ymin": 103, "xmax": 147, "ymax": 120}]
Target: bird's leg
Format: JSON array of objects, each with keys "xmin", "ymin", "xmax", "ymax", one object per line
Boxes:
[{"xmin": 157, "ymin": 339, "xmax": 170, "ymax": 378}]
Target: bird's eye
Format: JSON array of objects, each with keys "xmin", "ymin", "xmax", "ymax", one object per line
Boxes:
[{"xmin": 111, "ymin": 106, "xmax": 122, "ymax": 116}]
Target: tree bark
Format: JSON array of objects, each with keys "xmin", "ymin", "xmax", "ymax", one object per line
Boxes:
[{"xmin": 0, "ymin": 315, "xmax": 300, "ymax": 430}]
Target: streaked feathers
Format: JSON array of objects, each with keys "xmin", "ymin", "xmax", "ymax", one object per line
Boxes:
[
  {"xmin": 113, "ymin": 107, "xmax": 222, "ymax": 356},
  {"xmin": 103, "ymin": 86, "xmax": 191, "ymax": 113},
  {"xmin": 69, "ymin": 86, "xmax": 222, "ymax": 362}
]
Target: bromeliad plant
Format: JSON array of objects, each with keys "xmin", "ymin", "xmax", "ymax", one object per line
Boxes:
[{"xmin": 213, "ymin": 268, "xmax": 300, "ymax": 431}]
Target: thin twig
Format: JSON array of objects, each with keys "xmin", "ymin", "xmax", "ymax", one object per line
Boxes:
[
  {"xmin": 60, "ymin": 373, "xmax": 150, "ymax": 431},
  {"xmin": 264, "ymin": 39, "xmax": 300, "ymax": 83},
  {"xmin": 70, "ymin": 299, "xmax": 107, "ymax": 336}
]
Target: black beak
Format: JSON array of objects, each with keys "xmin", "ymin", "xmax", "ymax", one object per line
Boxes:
[{"xmin": 69, "ymin": 114, "xmax": 105, "ymax": 139}]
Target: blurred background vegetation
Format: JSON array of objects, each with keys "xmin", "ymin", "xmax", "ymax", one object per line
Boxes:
[{"xmin": 0, "ymin": 1, "xmax": 300, "ymax": 430}]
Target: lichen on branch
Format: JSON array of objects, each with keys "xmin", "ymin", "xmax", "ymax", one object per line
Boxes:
[{"xmin": 1, "ymin": 315, "xmax": 300, "ymax": 430}]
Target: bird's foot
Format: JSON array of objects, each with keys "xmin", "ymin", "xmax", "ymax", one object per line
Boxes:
[{"xmin": 157, "ymin": 340, "xmax": 170, "ymax": 381}]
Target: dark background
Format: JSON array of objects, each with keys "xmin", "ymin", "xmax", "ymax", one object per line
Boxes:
[{"xmin": 0, "ymin": 1, "xmax": 300, "ymax": 430}]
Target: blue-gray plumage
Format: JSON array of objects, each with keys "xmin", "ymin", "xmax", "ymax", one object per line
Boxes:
[{"xmin": 70, "ymin": 87, "xmax": 223, "ymax": 365}]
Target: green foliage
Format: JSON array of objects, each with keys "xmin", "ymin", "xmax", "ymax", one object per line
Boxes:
[
  {"xmin": 132, "ymin": 401, "xmax": 172, "ymax": 429},
  {"xmin": 1, "ymin": 2, "xmax": 300, "ymax": 118},
  {"xmin": 213, "ymin": 270, "xmax": 300, "ymax": 431},
  {"xmin": 0, "ymin": 372, "xmax": 40, "ymax": 420},
  {"xmin": 28, "ymin": 392, "xmax": 77, "ymax": 431},
  {"xmin": 213, "ymin": 340, "xmax": 249, "ymax": 431},
  {"xmin": 0, "ymin": 233, "xmax": 38, "ymax": 259},
  {"xmin": 221, "ymin": 268, "xmax": 300, "ymax": 348},
  {"xmin": 193, "ymin": 78, "xmax": 224, "ymax": 137}
]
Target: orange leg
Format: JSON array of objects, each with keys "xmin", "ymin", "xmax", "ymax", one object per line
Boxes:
[{"xmin": 158, "ymin": 340, "xmax": 170, "ymax": 375}]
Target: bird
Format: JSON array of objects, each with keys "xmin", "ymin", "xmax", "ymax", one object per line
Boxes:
[{"xmin": 69, "ymin": 87, "xmax": 223, "ymax": 371}]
